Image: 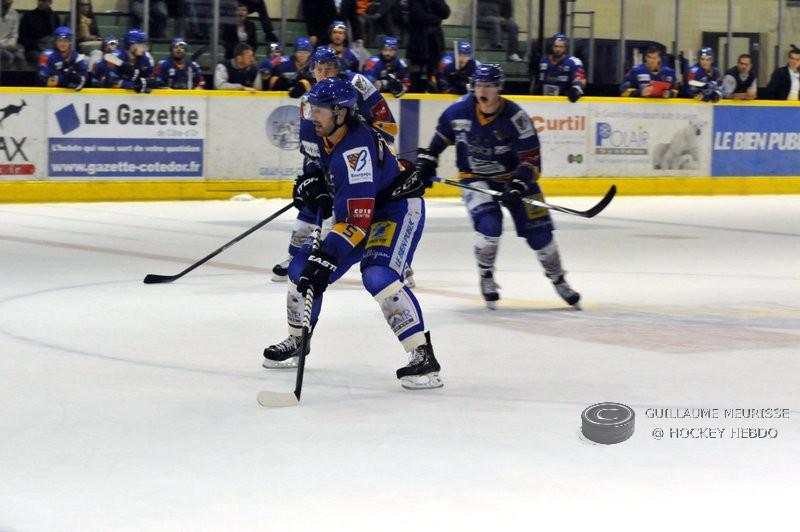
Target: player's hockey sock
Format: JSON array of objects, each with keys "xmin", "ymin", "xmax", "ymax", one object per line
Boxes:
[
  {"xmin": 474, "ymin": 233, "xmax": 500, "ymax": 275},
  {"xmin": 371, "ymin": 279, "xmax": 426, "ymax": 352}
]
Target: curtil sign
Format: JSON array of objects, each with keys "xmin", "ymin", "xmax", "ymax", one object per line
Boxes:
[
  {"xmin": 518, "ymin": 102, "xmax": 589, "ymax": 177},
  {"xmin": 46, "ymin": 94, "xmax": 205, "ymax": 178}
]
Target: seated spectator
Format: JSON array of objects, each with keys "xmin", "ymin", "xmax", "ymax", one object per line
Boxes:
[
  {"xmin": 238, "ymin": 0, "xmax": 278, "ymax": 43},
  {"xmin": 721, "ymin": 53, "xmax": 757, "ymax": 100},
  {"xmin": 328, "ymin": 20, "xmax": 360, "ymax": 72},
  {"xmin": 93, "ymin": 29, "xmax": 155, "ymax": 93},
  {"xmin": 477, "ymin": 0, "xmax": 522, "ymax": 62},
  {"xmin": 186, "ymin": 0, "xmax": 211, "ymax": 40},
  {"xmin": 223, "ymin": 2, "xmax": 257, "ymax": 59},
  {"xmin": 0, "ymin": 0, "xmax": 24, "ymax": 69},
  {"xmin": 155, "ymin": 37, "xmax": 204, "ymax": 89},
  {"xmin": 766, "ymin": 45, "xmax": 800, "ymax": 101},
  {"xmin": 359, "ymin": 0, "xmax": 396, "ymax": 48},
  {"xmin": 214, "ymin": 42, "xmax": 257, "ymax": 91},
  {"xmin": 301, "ymin": 0, "xmax": 360, "ymax": 46},
  {"xmin": 38, "ymin": 26, "xmax": 87, "ymax": 90},
  {"xmin": 259, "ymin": 37, "xmax": 313, "ymax": 93},
  {"xmin": 435, "ymin": 40, "xmax": 478, "ymax": 94},
  {"xmin": 535, "ymin": 33, "xmax": 586, "ymax": 102},
  {"xmin": 19, "ymin": 0, "xmax": 60, "ymax": 65},
  {"xmin": 88, "ymin": 35, "xmax": 117, "ymax": 82},
  {"xmin": 362, "ymin": 36, "xmax": 409, "ymax": 97},
  {"xmin": 406, "ymin": 0, "xmax": 450, "ymax": 92},
  {"xmin": 131, "ymin": 0, "xmax": 168, "ymax": 39},
  {"xmin": 620, "ymin": 46, "xmax": 677, "ymax": 98},
  {"xmin": 77, "ymin": 0, "xmax": 101, "ymax": 55},
  {"xmin": 685, "ymin": 47, "xmax": 721, "ymax": 102}
]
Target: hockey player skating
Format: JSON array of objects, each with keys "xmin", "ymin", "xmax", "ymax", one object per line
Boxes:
[
  {"xmin": 271, "ymin": 46, "xmax": 400, "ymax": 282},
  {"xmin": 533, "ymin": 33, "xmax": 586, "ymax": 102},
  {"xmin": 263, "ymin": 78, "xmax": 441, "ymax": 390},
  {"xmin": 414, "ymin": 64, "xmax": 581, "ymax": 310}
]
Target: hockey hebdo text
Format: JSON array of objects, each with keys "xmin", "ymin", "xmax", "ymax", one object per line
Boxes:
[{"xmin": 646, "ymin": 408, "xmax": 791, "ymax": 441}]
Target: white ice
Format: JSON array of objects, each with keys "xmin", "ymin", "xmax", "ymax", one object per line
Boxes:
[{"xmin": 1, "ymin": 196, "xmax": 799, "ymax": 531}]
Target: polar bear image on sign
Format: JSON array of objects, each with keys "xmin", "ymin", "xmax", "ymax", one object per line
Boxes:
[{"xmin": 652, "ymin": 119, "xmax": 706, "ymax": 170}]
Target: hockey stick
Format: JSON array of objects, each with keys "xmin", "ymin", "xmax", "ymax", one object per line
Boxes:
[
  {"xmin": 143, "ymin": 202, "xmax": 294, "ymax": 284},
  {"xmin": 257, "ymin": 225, "xmax": 321, "ymax": 407},
  {"xmin": 430, "ymin": 176, "xmax": 617, "ymax": 218}
]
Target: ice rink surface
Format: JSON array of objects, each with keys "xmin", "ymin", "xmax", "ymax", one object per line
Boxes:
[{"xmin": 1, "ymin": 195, "xmax": 799, "ymax": 531}]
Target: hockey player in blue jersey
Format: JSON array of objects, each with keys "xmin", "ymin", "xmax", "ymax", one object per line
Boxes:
[
  {"xmin": 256, "ymin": 43, "xmax": 284, "ymax": 88},
  {"xmin": 620, "ymin": 46, "xmax": 678, "ymax": 98},
  {"xmin": 533, "ymin": 33, "xmax": 586, "ymax": 102},
  {"xmin": 414, "ymin": 64, "xmax": 581, "ymax": 309},
  {"xmin": 154, "ymin": 38, "xmax": 205, "ymax": 90},
  {"xmin": 38, "ymin": 27, "xmax": 87, "ymax": 91},
  {"xmin": 436, "ymin": 41, "xmax": 479, "ymax": 95},
  {"xmin": 686, "ymin": 47, "xmax": 722, "ymax": 102},
  {"xmin": 263, "ymin": 78, "xmax": 441, "ymax": 390},
  {"xmin": 271, "ymin": 46, "xmax": 399, "ymax": 282},
  {"xmin": 93, "ymin": 28, "xmax": 155, "ymax": 93},
  {"xmin": 261, "ymin": 37, "xmax": 314, "ymax": 94},
  {"xmin": 328, "ymin": 20, "xmax": 360, "ymax": 73},
  {"xmin": 362, "ymin": 36, "xmax": 410, "ymax": 98}
]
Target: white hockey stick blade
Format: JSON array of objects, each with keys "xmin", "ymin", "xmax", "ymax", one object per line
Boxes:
[
  {"xmin": 688, "ymin": 79, "xmax": 707, "ymax": 87},
  {"xmin": 257, "ymin": 390, "xmax": 300, "ymax": 407}
]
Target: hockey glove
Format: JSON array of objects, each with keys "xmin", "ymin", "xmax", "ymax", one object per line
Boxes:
[
  {"xmin": 385, "ymin": 74, "xmax": 406, "ymax": 98},
  {"xmin": 133, "ymin": 76, "xmax": 151, "ymax": 94},
  {"xmin": 288, "ymin": 78, "xmax": 312, "ymax": 98},
  {"xmin": 414, "ymin": 148, "xmax": 438, "ymax": 188},
  {"xmin": 500, "ymin": 177, "xmax": 529, "ymax": 208},
  {"xmin": 702, "ymin": 81, "xmax": 721, "ymax": 103},
  {"xmin": 567, "ymin": 85, "xmax": 582, "ymax": 103},
  {"xmin": 297, "ymin": 250, "xmax": 338, "ymax": 296},
  {"xmin": 293, "ymin": 170, "xmax": 333, "ymax": 217}
]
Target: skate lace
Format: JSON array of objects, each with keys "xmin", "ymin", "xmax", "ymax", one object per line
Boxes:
[
  {"xmin": 275, "ymin": 335, "xmax": 299, "ymax": 354},
  {"xmin": 480, "ymin": 274, "xmax": 499, "ymax": 294},
  {"xmin": 407, "ymin": 346, "xmax": 426, "ymax": 366}
]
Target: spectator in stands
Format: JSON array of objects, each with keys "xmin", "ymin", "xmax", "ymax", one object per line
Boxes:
[
  {"xmin": 721, "ymin": 53, "xmax": 757, "ymax": 100},
  {"xmin": 766, "ymin": 45, "xmax": 800, "ymax": 101},
  {"xmin": 406, "ymin": 0, "xmax": 450, "ymax": 93},
  {"xmin": 214, "ymin": 42, "xmax": 257, "ymax": 91},
  {"xmin": 0, "ymin": 0, "xmax": 24, "ymax": 69},
  {"xmin": 685, "ymin": 47, "xmax": 721, "ymax": 102},
  {"xmin": 38, "ymin": 26, "xmax": 87, "ymax": 90},
  {"xmin": 362, "ymin": 36, "xmax": 409, "ymax": 97},
  {"xmin": 328, "ymin": 20, "xmax": 360, "ymax": 72},
  {"xmin": 477, "ymin": 0, "xmax": 522, "ymax": 62},
  {"xmin": 186, "ymin": 0, "xmax": 211, "ymax": 40},
  {"xmin": 77, "ymin": 0, "xmax": 101, "ymax": 55},
  {"xmin": 223, "ymin": 2, "xmax": 258, "ymax": 59},
  {"xmin": 301, "ymin": 0, "xmax": 360, "ymax": 46},
  {"xmin": 155, "ymin": 37, "xmax": 205, "ymax": 89},
  {"xmin": 358, "ymin": 0, "xmax": 396, "ymax": 48},
  {"xmin": 620, "ymin": 46, "xmax": 678, "ymax": 98},
  {"xmin": 238, "ymin": 0, "xmax": 278, "ymax": 43},
  {"xmin": 435, "ymin": 40, "xmax": 478, "ymax": 94},
  {"xmin": 131, "ymin": 0, "xmax": 168, "ymax": 39},
  {"xmin": 19, "ymin": 0, "xmax": 60, "ymax": 65}
]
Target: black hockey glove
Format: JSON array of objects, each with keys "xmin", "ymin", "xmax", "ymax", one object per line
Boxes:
[
  {"xmin": 414, "ymin": 148, "xmax": 438, "ymax": 188},
  {"xmin": 385, "ymin": 74, "xmax": 406, "ymax": 98},
  {"xmin": 63, "ymin": 69, "xmax": 85, "ymax": 91},
  {"xmin": 133, "ymin": 76, "xmax": 152, "ymax": 94},
  {"xmin": 288, "ymin": 78, "xmax": 312, "ymax": 98},
  {"xmin": 701, "ymin": 81, "xmax": 721, "ymax": 103},
  {"xmin": 567, "ymin": 85, "xmax": 582, "ymax": 103},
  {"xmin": 293, "ymin": 170, "xmax": 333, "ymax": 217},
  {"xmin": 297, "ymin": 250, "xmax": 338, "ymax": 296},
  {"xmin": 500, "ymin": 177, "xmax": 529, "ymax": 208}
]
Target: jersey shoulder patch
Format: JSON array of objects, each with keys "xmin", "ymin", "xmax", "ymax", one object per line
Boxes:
[
  {"xmin": 510, "ymin": 108, "xmax": 535, "ymax": 139},
  {"xmin": 342, "ymin": 146, "xmax": 373, "ymax": 184},
  {"xmin": 349, "ymin": 73, "xmax": 378, "ymax": 99}
]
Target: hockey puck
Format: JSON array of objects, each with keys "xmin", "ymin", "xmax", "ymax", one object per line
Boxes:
[{"xmin": 581, "ymin": 402, "xmax": 635, "ymax": 444}]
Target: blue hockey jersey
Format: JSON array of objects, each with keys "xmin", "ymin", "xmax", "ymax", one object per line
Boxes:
[
  {"xmin": 432, "ymin": 95, "xmax": 541, "ymax": 182},
  {"xmin": 536, "ymin": 55, "xmax": 586, "ymax": 96},
  {"xmin": 620, "ymin": 63, "xmax": 678, "ymax": 97},
  {"xmin": 38, "ymin": 49, "xmax": 87, "ymax": 88},
  {"xmin": 436, "ymin": 53, "xmax": 479, "ymax": 94},
  {"xmin": 154, "ymin": 57, "xmax": 204, "ymax": 89},
  {"xmin": 362, "ymin": 55, "xmax": 410, "ymax": 92},
  {"xmin": 686, "ymin": 64, "xmax": 721, "ymax": 97},
  {"xmin": 93, "ymin": 48, "xmax": 154, "ymax": 89}
]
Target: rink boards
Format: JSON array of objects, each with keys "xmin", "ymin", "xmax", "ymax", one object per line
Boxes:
[{"xmin": 0, "ymin": 87, "xmax": 798, "ymax": 202}]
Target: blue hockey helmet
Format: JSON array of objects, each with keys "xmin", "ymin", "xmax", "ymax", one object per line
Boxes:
[
  {"xmin": 170, "ymin": 37, "xmax": 188, "ymax": 50},
  {"xmin": 311, "ymin": 46, "xmax": 340, "ymax": 69},
  {"xmin": 699, "ymin": 47, "xmax": 714, "ymax": 59},
  {"xmin": 54, "ymin": 26, "xmax": 73, "ymax": 40},
  {"xmin": 552, "ymin": 33, "xmax": 569, "ymax": 44},
  {"xmin": 329, "ymin": 20, "xmax": 347, "ymax": 34},
  {"xmin": 307, "ymin": 78, "xmax": 358, "ymax": 113},
  {"xmin": 294, "ymin": 36, "xmax": 313, "ymax": 53},
  {"xmin": 269, "ymin": 42, "xmax": 283, "ymax": 55},
  {"xmin": 102, "ymin": 35, "xmax": 119, "ymax": 48},
  {"xmin": 124, "ymin": 28, "xmax": 148, "ymax": 48},
  {"xmin": 383, "ymin": 36, "xmax": 399, "ymax": 50},
  {"xmin": 472, "ymin": 63, "xmax": 505, "ymax": 89},
  {"xmin": 457, "ymin": 41, "xmax": 473, "ymax": 56}
]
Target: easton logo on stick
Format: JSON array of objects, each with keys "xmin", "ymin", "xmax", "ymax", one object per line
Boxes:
[{"xmin": 581, "ymin": 402, "xmax": 635, "ymax": 444}]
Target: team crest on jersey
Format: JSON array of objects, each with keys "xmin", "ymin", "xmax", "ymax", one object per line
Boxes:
[
  {"xmin": 351, "ymin": 73, "xmax": 377, "ymax": 98},
  {"xmin": 343, "ymin": 147, "xmax": 373, "ymax": 184},
  {"xmin": 511, "ymin": 110, "xmax": 535, "ymax": 139}
]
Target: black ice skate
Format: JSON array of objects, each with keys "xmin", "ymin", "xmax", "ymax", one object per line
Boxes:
[
  {"xmin": 553, "ymin": 275, "xmax": 581, "ymax": 309},
  {"xmin": 396, "ymin": 332, "xmax": 443, "ymax": 390},
  {"xmin": 271, "ymin": 257, "xmax": 290, "ymax": 282},
  {"xmin": 263, "ymin": 334, "xmax": 307, "ymax": 368},
  {"xmin": 479, "ymin": 270, "xmax": 500, "ymax": 310}
]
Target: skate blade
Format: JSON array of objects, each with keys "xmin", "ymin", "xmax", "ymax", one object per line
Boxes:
[
  {"xmin": 257, "ymin": 390, "xmax": 300, "ymax": 407},
  {"xmin": 271, "ymin": 273, "xmax": 288, "ymax": 283},
  {"xmin": 400, "ymin": 372, "xmax": 444, "ymax": 390},
  {"xmin": 262, "ymin": 357, "xmax": 298, "ymax": 369},
  {"xmin": 485, "ymin": 300, "xmax": 497, "ymax": 310}
]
